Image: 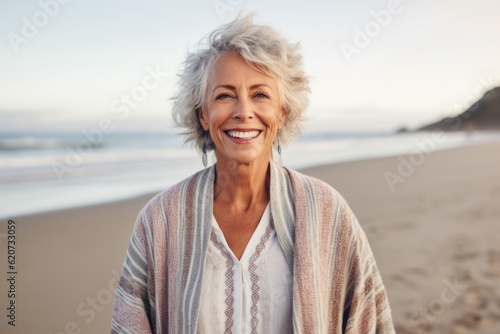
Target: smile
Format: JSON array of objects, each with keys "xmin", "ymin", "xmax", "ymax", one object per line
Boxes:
[{"xmin": 225, "ymin": 130, "xmax": 261, "ymax": 139}]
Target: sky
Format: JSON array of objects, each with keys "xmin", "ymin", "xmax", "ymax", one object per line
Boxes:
[{"xmin": 1, "ymin": 0, "xmax": 499, "ymax": 133}]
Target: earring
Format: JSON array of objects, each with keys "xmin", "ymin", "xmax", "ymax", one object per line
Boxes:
[
  {"xmin": 277, "ymin": 136, "xmax": 282, "ymax": 165},
  {"xmin": 202, "ymin": 142, "xmax": 208, "ymax": 167}
]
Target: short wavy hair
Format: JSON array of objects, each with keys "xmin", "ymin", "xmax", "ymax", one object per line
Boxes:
[{"xmin": 171, "ymin": 13, "xmax": 310, "ymax": 152}]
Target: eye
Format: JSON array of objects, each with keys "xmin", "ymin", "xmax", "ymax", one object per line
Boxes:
[
  {"xmin": 254, "ymin": 91, "xmax": 270, "ymax": 99},
  {"xmin": 215, "ymin": 92, "xmax": 232, "ymax": 100}
]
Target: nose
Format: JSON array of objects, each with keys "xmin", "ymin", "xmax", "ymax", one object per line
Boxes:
[{"xmin": 233, "ymin": 96, "xmax": 254, "ymax": 120}]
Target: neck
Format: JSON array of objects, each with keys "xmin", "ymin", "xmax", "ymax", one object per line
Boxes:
[{"xmin": 213, "ymin": 156, "xmax": 271, "ymax": 212}]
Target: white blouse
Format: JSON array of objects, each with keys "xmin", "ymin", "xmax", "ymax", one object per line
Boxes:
[{"xmin": 196, "ymin": 204, "xmax": 293, "ymax": 334}]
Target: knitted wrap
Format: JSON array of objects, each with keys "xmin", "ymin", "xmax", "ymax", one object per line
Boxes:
[{"xmin": 111, "ymin": 160, "xmax": 395, "ymax": 333}]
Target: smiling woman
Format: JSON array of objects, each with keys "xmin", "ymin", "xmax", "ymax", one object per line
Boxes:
[{"xmin": 111, "ymin": 13, "xmax": 395, "ymax": 334}]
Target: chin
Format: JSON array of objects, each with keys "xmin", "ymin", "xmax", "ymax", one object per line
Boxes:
[
  {"xmin": 219, "ymin": 150, "xmax": 270, "ymax": 166},
  {"xmin": 230, "ymin": 155, "xmax": 261, "ymax": 165}
]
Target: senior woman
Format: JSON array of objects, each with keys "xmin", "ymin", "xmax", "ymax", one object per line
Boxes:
[{"xmin": 111, "ymin": 14, "xmax": 394, "ymax": 334}]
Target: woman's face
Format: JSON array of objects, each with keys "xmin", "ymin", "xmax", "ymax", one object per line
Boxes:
[{"xmin": 199, "ymin": 52, "xmax": 285, "ymax": 167}]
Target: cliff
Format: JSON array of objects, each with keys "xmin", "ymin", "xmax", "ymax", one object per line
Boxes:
[{"xmin": 417, "ymin": 87, "xmax": 500, "ymax": 131}]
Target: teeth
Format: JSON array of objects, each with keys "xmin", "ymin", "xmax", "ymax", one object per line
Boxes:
[{"xmin": 227, "ymin": 130, "xmax": 260, "ymax": 139}]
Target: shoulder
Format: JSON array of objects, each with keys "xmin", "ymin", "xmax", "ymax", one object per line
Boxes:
[
  {"xmin": 284, "ymin": 166, "xmax": 345, "ymax": 204},
  {"xmin": 284, "ymin": 167, "xmax": 359, "ymax": 233},
  {"xmin": 137, "ymin": 167, "xmax": 213, "ymax": 223}
]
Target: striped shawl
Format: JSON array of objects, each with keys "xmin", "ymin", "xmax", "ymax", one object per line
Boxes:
[{"xmin": 111, "ymin": 160, "xmax": 395, "ymax": 333}]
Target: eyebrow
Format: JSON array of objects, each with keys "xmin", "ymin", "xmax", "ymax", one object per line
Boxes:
[{"xmin": 212, "ymin": 84, "xmax": 272, "ymax": 93}]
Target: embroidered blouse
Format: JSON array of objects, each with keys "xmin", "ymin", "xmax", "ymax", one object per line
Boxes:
[{"xmin": 197, "ymin": 204, "xmax": 293, "ymax": 333}]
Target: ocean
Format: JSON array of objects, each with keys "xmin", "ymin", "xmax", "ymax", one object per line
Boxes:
[{"xmin": 1, "ymin": 129, "xmax": 498, "ymax": 219}]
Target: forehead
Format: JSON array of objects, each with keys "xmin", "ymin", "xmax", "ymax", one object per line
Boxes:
[{"xmin": 208, "ymin": 52, "xmax": 277, "ymax": 89}]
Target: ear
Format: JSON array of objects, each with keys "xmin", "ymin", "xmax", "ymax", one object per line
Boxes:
[
  {"xmin": 198, "ymin": 108, "xmax": 209, "ymax": 131},
  {"xmin": 278, "ymin": 107, "xmax": 288, "ymax": 130}
]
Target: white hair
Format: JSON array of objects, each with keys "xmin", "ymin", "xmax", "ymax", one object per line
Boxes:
[{"xmin": 171, "ymin": 13, "xmax": 310, "ymax": 152}]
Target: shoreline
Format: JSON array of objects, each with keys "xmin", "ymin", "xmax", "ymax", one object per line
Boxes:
[
  {"xmin": 1, "ymin": 141, "xmax": 500, "ymax": 333},
  {"xmin": 2, "ymin": 134, "xmax": 498, "ymax": 221},
  {"xmin": 2, "ymin": 130, "xmax": 500, "ymax": 220}
]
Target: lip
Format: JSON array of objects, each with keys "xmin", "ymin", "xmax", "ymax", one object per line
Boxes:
[
  {"xmin": 224, "ymin": 128, "xmax": 262, "ymax": 144},
  {"xmin": 224, "ymin": 128, "xmax": 262, "ymax": 132}
]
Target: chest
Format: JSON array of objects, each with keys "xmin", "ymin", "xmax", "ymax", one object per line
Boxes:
[
  {"xmin": 196, "ymin": 209, "xmax": 293, "ymax": 334},
  {"xmin": 213, "ymin": 202, "xmax": 268, "ymax": 260}
]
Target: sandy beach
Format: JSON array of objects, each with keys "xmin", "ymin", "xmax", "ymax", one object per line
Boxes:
[{"xmin": 1, "ymin": 141, "xmax": 500, "ymax": 333}]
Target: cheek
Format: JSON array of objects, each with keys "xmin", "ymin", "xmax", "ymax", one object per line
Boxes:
[
  {"xmin": 208, "ymin": 113, "xmax": 224, "ymax": 129},
  {"xmin": 206, "ymin": 110, "xmax": 229, "ymax": 137}
]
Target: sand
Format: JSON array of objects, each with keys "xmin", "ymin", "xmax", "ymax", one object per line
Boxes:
[{"xmin": 1, "ymin": 141, "xmax": 500, "ymax": 333}]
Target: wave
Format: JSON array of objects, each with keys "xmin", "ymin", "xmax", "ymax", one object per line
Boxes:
[{"xmin": 0, "ymin": 136, "xmax": 104, "ymax": 151}]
